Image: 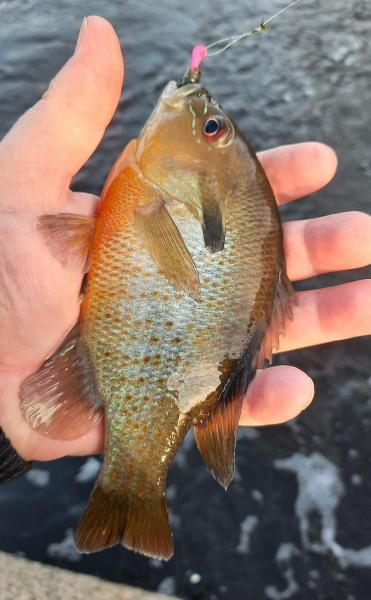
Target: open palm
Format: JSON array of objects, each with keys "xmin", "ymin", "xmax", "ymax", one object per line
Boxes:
[{"xmin": 0, "ymin": 16, "xmax": 370, "ymax": 462}]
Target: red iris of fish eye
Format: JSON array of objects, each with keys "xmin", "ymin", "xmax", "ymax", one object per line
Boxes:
[{"xmin": 203, "ymin": 117, "xmax": 223, "ymax": 138}]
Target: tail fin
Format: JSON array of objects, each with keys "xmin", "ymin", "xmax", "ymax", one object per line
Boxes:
[
  {"xmin": 74, "ymin": 484, "xmax": 173, "ymax": 560},
  {"xmin": 0, "ymin": 428, "xmax": 32, "ymax": 485}
]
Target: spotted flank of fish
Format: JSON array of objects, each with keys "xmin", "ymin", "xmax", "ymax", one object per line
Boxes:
[{"xmin": 18, "ymin": 79, "xmax": 295, "ymax": 560}]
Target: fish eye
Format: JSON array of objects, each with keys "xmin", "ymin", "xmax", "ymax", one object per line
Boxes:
[{"xmin": 203, "ymin": 116, "xmax": 222, "ymax": 137}]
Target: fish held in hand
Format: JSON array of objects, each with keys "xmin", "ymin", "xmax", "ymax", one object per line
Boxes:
[{"xmin": 19, "ymin": 79, "xmax": 295, "ymax": 560}]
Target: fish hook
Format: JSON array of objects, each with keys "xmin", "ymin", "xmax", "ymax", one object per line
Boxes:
[{"xmin": 179, "ymin": 0, "xmax": 303, "ymax": 86}]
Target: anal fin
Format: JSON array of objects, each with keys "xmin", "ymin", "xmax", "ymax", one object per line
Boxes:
[
  {"xmin": 194, "ymin": 267, "xmax": 296, "ymax": 490},
  {"xmin": 19, "ymin": 324, "xmax": 103, "ymax": 440},
  {"xmin": 194, "ymin": 394, "xmax": 244, "ymax": 491},
  {"xmin": 194, "ymin": 326, "xmax": 264, "ymax": 490}
]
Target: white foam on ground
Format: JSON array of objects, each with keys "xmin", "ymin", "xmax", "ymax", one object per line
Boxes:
[
  {"xmin": 75, "ymin": 457, "xmax": 101, "ymax": 483},
  {"xmin": 46, "ymin": 529, "xmax": 81, "ymax": 562},
  {"xmin": 309, "ymin": 569, "xmax": 320, "ymax": 580},
  {"xmin": 173, "ymin": 430, "xmax": 194, "ymax": 468},
  {"xmin": 168, "ymin": 508, "xmax": 181, "ymax": 530},
  {"xmin": 348, "ymin": 448, "xmax": 359, "ymax": 459},
  {"xmin": 237, "ymin": 427, "xmax": 261, "ymax": 441},
  {"xmin": 251, "ymin": 489, "xmax": 263, "ymax": 504},
  {"xmin": 148, "ymin": 558, "xmax": 163, "ymax": 569},
  {"xmin": 25, "ymin": 468, "xmax": 50, "ymax": 488},
  {"xmin": 236, "ymin": 515, "xmax": 258, "ymax": 555},
  {"xmin": 157, "ymin": 576, "xmax": 176, "ymax": 595},
  {"xmin": 166, "ymin": 483, "xmax": 177, "ymax": 501},
  {"xmin": 233, "ymin": 466, "xmax": 242, "ymax": 483},
  {"xmin": 265, "ymin": 568, "xmax": 299, "ymax": 600},
  {"xmin": 275, "ymin": 543, "xmax": 300, "ymax": 564},
  {"xmin": 274, "ymin": 452, "xmax": 371, "ymax": 568},
  {"xmin": 351, "ymin": 474, "xmax": 362, "ymax": 486}
]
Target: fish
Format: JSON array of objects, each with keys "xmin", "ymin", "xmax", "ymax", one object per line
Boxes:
[{"xmin": 19, "ymin": 77, "xmax": 295, "ymax": 560}]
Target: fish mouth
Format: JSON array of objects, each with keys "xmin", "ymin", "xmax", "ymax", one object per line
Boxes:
[
  {"xmin": 161, "ymin": 80, "xmax": 211, "ymax": 110},
  {"xmin": 137, "ymin": 81, "xmax": 208, "ymax": 150},
  {"xmin": 177, "ymin": 64, "xmax": 202, "ymax": 87}
]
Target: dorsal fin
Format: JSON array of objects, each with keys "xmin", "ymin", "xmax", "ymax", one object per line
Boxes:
[
  {"xmin": 255, "ymin": 268, "xmax": 296, "ymax": 367},
  {"xmin": 101, "ymin": 139, "xmax": 138, "ymax": 197}
]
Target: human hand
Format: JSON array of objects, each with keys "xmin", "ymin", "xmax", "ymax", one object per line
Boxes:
[{"xmin": 0, "ymin": 17, "xmax": 369, "ymax": 462}]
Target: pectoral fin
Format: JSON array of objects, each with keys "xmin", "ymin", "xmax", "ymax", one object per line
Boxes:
[
  {"xmin": 135, "ymin": 198, "xmax": 201, "ymax": 302},
  {"xmin": 36, "ymin": 213, "xmax": 95, "ymax": 273},
  {"xmin": 20, "ymin": 324, "xmax": 103, "ymax": 440},
  {"xmin": 201, "ymin": 205, "xmax": 225, "ymax": 253},
  {"xmin": 200, "ymin": 175, "xmax": 225, "ymax": 253}
]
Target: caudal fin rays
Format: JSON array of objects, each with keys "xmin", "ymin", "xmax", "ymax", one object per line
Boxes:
[{"xmin": 75, "ymin": 484, "xmax": 173, "ymax": 560}]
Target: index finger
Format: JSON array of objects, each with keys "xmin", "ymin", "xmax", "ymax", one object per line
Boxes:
[{"xmin": 257, "ymin": 142, "xmax": 338, "ymax": 205}]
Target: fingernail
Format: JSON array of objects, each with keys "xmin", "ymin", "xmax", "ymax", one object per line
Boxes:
[{"xmin": 76, "ymin": 17, "xmax": 88, "ymax": 52}]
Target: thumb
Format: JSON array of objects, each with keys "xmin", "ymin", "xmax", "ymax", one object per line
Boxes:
[{"xmin": 0, "ymin": 16, "xmax": 124, "ymax": 209}]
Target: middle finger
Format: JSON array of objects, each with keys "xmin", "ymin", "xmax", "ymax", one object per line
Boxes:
[{"xmin": 284, "ymin": 211, "xmax": 371, "ymax": 282}]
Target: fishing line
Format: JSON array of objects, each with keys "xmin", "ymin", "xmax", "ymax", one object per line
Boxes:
[{"xmin": 190, "ymin": 0, "xmax": 303, "ymax": 71}]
